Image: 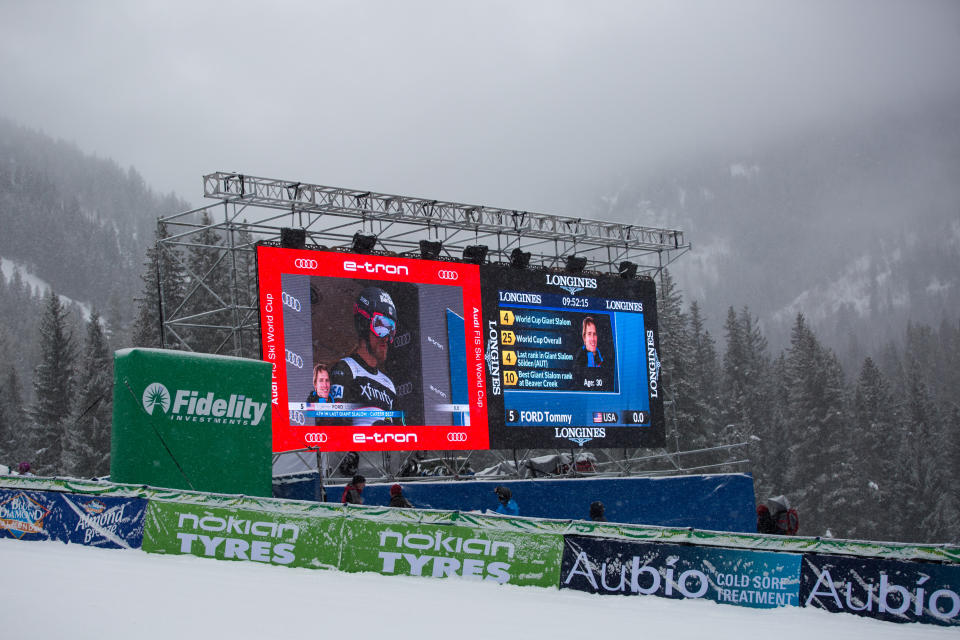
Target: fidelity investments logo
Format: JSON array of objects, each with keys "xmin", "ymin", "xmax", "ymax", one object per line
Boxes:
[{"xmin": 141, "ymin": 382, "xmax": 267, "ymax": 426}]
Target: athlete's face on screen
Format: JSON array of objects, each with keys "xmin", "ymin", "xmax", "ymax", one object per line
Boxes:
[
  {"xmin": 314, "ymin": 370, "xmax": 330, "ymax": 397},
  {"xmin": 583, "ymin": 322, "xmax": 598, "ymax": 353},
  {"xmin": 370, "ymin": 334, "xmax": 390, "ymax": 366}
]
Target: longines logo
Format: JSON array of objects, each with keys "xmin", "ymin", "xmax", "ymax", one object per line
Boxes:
[
  {"xmin": 294, "ymin": 258, "xmax": 318, "ymax": 269},
  {"xmin": 545, "ymin": 274, "xmax": 597, "ymax": 296}
]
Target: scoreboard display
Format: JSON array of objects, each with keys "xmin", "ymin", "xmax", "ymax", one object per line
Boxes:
[
  {"xmin": 256, "ymin": 245, "xmax": 663, "ymax": 452},
  {"xmin": 480, "ymin": 265, "xmax": 664, "ymax": 449}
]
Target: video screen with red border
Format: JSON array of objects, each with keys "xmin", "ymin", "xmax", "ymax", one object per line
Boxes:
[{"xmin": 257, "ymin": 246, "xmax": 489, "ymax": 452}]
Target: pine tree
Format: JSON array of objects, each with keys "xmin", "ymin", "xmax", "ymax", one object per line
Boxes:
[
  {"xmin": 63, "ymin": 311, "xmax": 113, "ymax": 478},
  {"xmin": 850, "ymin": 357, "xmax": 901, "ymax": 539},
  {"xmin": 30, "ymin": 290, "xmax": 77, "ymax": 474},
  {"xmin": 0, "ymin": 369, "xmax": 28, "ymax": 465},
  {"xmin": 686, "ymin": 301, "xmax": 722, "ymax": 451},
  {"xmin": 132, "ymin": 221, "xmax": 186, "ymax": 349},
  {"xmin": 655, "ymin": 270, "xmax": 693, "ymax": 454}
]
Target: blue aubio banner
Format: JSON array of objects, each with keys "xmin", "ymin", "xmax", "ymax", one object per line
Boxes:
[
  {"xmin": 560, "ymin": 534, "xmax": 800, "ymax": 608},
  {"xmin": 0, "ymin": 489, "xmax": 147, "ymax": 549},
  {"xmin": 801, "ymin": 553, "xmax": 960, "ymax": 626}
]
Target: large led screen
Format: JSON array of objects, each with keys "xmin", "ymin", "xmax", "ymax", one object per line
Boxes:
[
  {"xmin": 257, "ymin": 246, "xmax": 489, "ymax": 453},
  {"xmin": 480, "ymin": 265, "xmax": 664, "ymax": 449}
]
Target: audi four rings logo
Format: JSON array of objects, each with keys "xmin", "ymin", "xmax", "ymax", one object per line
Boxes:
[
  {"xmin": 290, "ymin": 411, "xmax": 305, "ymax": 425},
  {"xmin": 294, "ymin": 258, "xmax": 318, "ymax": 269},
  {"xmin": 305, "ymin": 432, "xmax": 328, "ymax": 443},
  {"xmin": 437, "ymin": 270, "xmax": 458, "ymax": 281},
  {"xmin": 282, "ymin": 292, "xmax": 302, "ymax": 312},
  {"xmin": 286, "ymin": 349, "xmax": 303, "ymax": 368},
  {"xmin": 447, "ymin": 432, "xmax": 468, "ymax": 442}
]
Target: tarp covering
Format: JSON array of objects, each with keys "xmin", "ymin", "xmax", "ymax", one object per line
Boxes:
[{"xmin": 294, "ymin": 473, "xmax": 758, "ymax": 533}]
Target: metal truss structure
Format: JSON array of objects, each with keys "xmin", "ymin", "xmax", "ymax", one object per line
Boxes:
[{"xmin": 158, "ymin": 172, "xmax": 748, "ymax": 481}]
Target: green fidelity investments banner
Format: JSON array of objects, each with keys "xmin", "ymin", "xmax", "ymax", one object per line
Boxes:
[
  {"xmin": 142, "ymin": 501, "xmax": 343, "ymax": 569},
  {"xmin": 110, "ymin": 348, "xmax": 273, "ymax": 497},
  {"xmin": 338, "ymin": 518, "xmax": 563, "ymax": 587}
]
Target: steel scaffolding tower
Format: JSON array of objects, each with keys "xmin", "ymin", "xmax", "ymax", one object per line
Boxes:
[{"xmin": 155, "ymin": 172, "xmax": 752, "ymax": 480}]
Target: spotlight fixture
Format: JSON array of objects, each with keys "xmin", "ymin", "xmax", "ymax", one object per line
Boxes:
[
  {"xmin": 462, "ymin": 245, "xmax": 488, "ymax": 265},
  {"xmin": 352, "ymin": 232, "xmax": 377, "ymax": 254},
  {"xmin": 280, "ymin": 227, "xmax": 306, "ymax": 250},
  {"xmin": 565, "ymin": 255, "xmax": 587, "ymax": 273},
  {"xmin": 419, "ymin": 240, "xmax": 443, "ymax": 260},
  {"xmin": 510, "ymin": 248, "xmax": 531, "ymax": 269},
  {"xmin": 618, "ymin": 261, "xmax": 638, "ymax": 279}
]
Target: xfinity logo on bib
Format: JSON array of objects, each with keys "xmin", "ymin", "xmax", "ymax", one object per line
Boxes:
[{"xmin": 142, "ymin": 382, "xmax": 268, "ymax": 426}]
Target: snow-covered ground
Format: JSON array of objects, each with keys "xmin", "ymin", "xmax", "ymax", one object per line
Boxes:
[{"xmin": 1, "ymin": 538, "xmax": 953, "ymax": 639}]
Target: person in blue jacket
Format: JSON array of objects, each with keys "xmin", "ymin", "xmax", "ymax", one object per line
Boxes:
[{"xmin": 494, "ymin": 485, "xmax": 519, "ymax": 516}]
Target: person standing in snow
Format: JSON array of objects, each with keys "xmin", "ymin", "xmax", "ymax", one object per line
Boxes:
[{"xmin": 494, "ymin": 485, "xmax": 519, "ymax": 516}]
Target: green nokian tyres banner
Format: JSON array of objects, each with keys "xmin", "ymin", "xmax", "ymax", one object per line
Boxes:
[
  {"xmin": 338, "ymin": 518, "xmax": 563, "ymax": 587},
  {"xmin": 111, "ymin": 348, "xmax": 272, "ymax": 497},
  {"xmin": 142, "ymin": 501, "xmax": 343, "ymax": 570}
]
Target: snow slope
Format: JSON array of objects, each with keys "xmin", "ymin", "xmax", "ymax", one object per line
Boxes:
[{"xmin": 1, "ymin": 538, "xmax": 953, "ymax": 639}]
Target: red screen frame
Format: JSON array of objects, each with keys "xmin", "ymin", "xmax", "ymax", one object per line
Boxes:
[{"xmin": 257, "ymin": 245, "xmax": 489, "ymax": 452}]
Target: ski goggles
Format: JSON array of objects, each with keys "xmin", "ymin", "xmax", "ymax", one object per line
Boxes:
[{"xmin": 357, "ymin": 307, "xmax": 397, "ymax": 342}]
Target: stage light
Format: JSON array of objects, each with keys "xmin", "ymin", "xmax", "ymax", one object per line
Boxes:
[
  {"xmin": 280, "ymin": 227, "xmax": 306, "ymax": 250},
  {"xmin": 462, "ymin": 245, "xmax": 488, "ymax": 264},
  {"xmin": 618, "ymin": 261, "xmax": 638, "ymax": 279},
  {"xmin": 420, "ymin": 240, "xmax": 443, "ymax": 260},
  {"xmin": 352, "ymin": 233, "xmax": 377, "ymax": 254},
  {"xmin": 565, "ymin": 255, "xmax": 587, "ymax": 273},
  {"xmin": 510, "ymin": 248, "xmax": 531, "ymax": 269}
]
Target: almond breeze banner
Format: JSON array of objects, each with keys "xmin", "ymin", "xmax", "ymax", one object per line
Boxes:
[
  {"xmin": 0, "ymin": 488, "xmax": 146, "ymax": 549},
  {"xmin": 801, "ymin": 553, "xmax": 960, "ymax": 627},
  {"xmin": 560, "ymin": 534, "xmax": 800, "ymax": 608},
  {"xmin": 337, "ymin": 518, "xmax": 563, "ymax": 587}
]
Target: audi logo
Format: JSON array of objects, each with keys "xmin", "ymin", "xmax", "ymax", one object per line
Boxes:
[
  {"xmin": 447, "ymin": 432, "xmax": 468, "ymax": 442},
  {"xmin": 281, "ymin": 291, "xmax": 302, "ymax": 312},
  {"xmin": 289, "ymin": 411, "xmax": 305, "ymax": 425},
  {"xmin": 294, "ymin": 258, "xmax": 319, "ymax": 270},
  {"xmin": 304, "ymin": 432, "xmax": 328, "ymax": 443},
  {"xmin": 393, "ymin": 332, "xmax": 411, "ymax": 348},
  {"xmin": 285, "ymin": 349, "xmax": 303, "ymax": 369},
  {"xmin": 397, "ymin": 382, "xmax": 414, "ymax": 396},
  {"xmin": 437, "ymin": 270, "xmax": 459, "ymax": 281}
]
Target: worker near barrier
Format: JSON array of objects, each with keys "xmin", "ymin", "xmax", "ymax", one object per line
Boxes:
[
  {"xmin": 342, "ymin": 474, "xmax": 366, "ymax": 505},
  {"xmin": 330, "ymin": 286, "xmax": 400, "ymax": 426},
  {"xmin": 756, "ymin": 494, "xmax": 799, "ymax": 535},
  {"xmin": 589, "ymin": 500, "xmax": 607, "ymax": 522},
  {"xmin": 494, "ymin": 485, "xmax": 519, "ymax": 516},
  {"xmin": 389, "ymin": 483, "xmax": 413, "ymax": 508}
]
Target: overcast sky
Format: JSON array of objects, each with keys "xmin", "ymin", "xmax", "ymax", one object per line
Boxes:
[{"xmin": 1, "ymin": 1, "xmax": 958, "ymax": 216}]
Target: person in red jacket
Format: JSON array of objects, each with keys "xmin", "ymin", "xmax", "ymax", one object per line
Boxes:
[{"xmin": 342, "ymin": 474, "xmax": 366, "ymax": 504}]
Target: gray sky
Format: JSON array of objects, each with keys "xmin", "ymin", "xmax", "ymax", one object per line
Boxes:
[{"xmin": 1, "ymin": 0, "xmax": 958, "ymax": 216}]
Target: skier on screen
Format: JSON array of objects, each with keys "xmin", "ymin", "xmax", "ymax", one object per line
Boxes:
[{"xmin": 329, "ymin": 286, "xmax": 401, "ymax": 426}]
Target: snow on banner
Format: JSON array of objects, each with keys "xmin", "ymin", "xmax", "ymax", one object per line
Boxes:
[{"xmin": 559, "ymin": 534, "xmax": 800, "ymax": 608}]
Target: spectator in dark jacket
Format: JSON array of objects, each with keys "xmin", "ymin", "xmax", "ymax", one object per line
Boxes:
[
  {"xmin": 388, "ymin": 483, "xmax": 413, "ymax": 508},
  {"xmin": 342, "ymin": 474, "xmax": 365, "ymax": 505},
  {"xmin": 589, "ymin": 500, "xmax": 607, "ymax": 522},
  {"xmin": 756, "ymin": 503, "xmax": 776, "ymax": 533}
]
